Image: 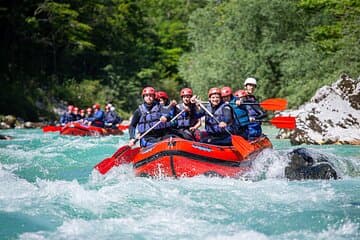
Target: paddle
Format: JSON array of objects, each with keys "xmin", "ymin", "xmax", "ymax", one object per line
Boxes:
[
  {"xmin": 201, "ymin": 98, "xmax": 287, "ymax": 111},
  {"xmin": 94, "ymin": 109, "xmax": 186, "ymax": 174},
  {"xmin": 263, "ymin": 116, "xmax": 296, "ymax": 129},
  {"xmin": 197, "ymin": 101, "xmax": 254, "ymax": 158},
  {"xmin": 244, "ymin": 98, "xmax": 287, "ymax": 111}
]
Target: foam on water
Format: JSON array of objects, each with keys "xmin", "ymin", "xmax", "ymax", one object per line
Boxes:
[{"xmin": 0, "ymin": 128, "xmax": 359, "ymax": 239}]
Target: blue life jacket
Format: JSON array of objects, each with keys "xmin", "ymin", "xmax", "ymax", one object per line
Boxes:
[
  {"xmin": 87, "ymin": 110, "xmax": 105, "ymax": 127},
  {"xmin": 137, "ymin": 103, "xmax": 167, "ymax": 134},
  {"xmin": 205, "ymin": 102, "xmax": 233, "ymax": 136},
  {"xmin": 175, "ymin": 103, "xmax": 198, "ymax": 129},
  {"xmin": 229, "ymin": 97, "xmax": 250, "ymax": 127},
  {"xmin": 245, "ymin": 122, "xmax": 262, "ymax": 139},
  {"xmin": 243, "ymin": 96, "xmax": 263, "ymax": 139},
  {"xmin": 60, "ymin": 112, "xmax": 74, "ymax": 125},
  {"xmin": 104, "ymin": 111, "xmax": 114, "ymax": 123}
]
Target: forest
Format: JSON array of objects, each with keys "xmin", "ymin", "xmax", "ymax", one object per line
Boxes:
[{"xmin": 1, "ymin": 0, "xmax": 359, "ymax": 121}]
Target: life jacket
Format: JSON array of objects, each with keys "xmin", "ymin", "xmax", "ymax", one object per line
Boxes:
[
  {"xmin": 242, "ymin": 95, "xmax": 256, "ymax": 117},
  {"xmin": 73, "ymin": 114, "xmax": 82, "ymax": 121},
  {"xmin": 91, "ymin": 110, "xmax": 105, "ymax": 127},
  {"xmin": 175, "ymin": 103, "xmax": 198, "ymax": 128},
  {"xmin": 229, "ymin": 97, "xmax": 250, "ymax": 127},
  {"xmin": 60, "ymin": 112, "xmax": 74, "ymax": 124},
  {"xmin": 243, "ymin": 95, "xmax": 262, "ymax": 139},
  {"xmin": 205, "ymin": 102, "xmax": 232, "ymax": 136},
  {"xmin": 137, "ymin": 103, "xmax": 167, "ymax": 134},
  {"xmin": 245, "ymin": 122, "xmax": 262, "ymax": 139}
]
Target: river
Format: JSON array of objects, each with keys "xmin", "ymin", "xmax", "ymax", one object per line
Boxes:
[{"xmin": 0, "ymin": 127, "xmax": 359, "ymax": 239}]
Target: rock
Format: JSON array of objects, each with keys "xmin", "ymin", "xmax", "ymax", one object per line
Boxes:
[
  {"xmin": 0, "ymin": 134, "xmax": 12, "ymax": 140},
  {"xmin": 4, "ymin": 115, "xmax": 16, "ymax": 128},
  {"xmin": 285, "ymin": 148, "xmax": 338, "ymax": 180},
  {"xmin": 278, "ymin": 75, "xmax": 360, "ymax": 145},
  {"xmin": 0, "ymin": 122, "xmax": 11, "ymax": 129},
  {"xmin": 24, "ymin": 122, "xmax": 35, "ymax": 128}
]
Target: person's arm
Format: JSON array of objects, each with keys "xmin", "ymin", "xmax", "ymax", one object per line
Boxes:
[
  {"xmin": 128, "ymin": 109, "xmax": 141, "ymax": 140},
  {"xmin": 222, "ymin": 105, "xmax": 233, "ymax": 124},
  {"xmin": 189, "ymin": 118, "xmax": 201, "ymax": 131},
  {"xmin": 252, "ymin": 104, "xmax": 267, "ymax": 120},
  {"xmin": 217, "ymin": 105, "xmax": 233, "ymax": 132}
]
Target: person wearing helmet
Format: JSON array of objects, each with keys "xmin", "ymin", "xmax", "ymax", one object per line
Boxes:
[
  {"xmin": 195, "ymin": 87, "xmax": 234, "ymax": 146},
  {"xmin": 82, "ymin": 107, "xmax": 93, "ymax": 124},
  {"xmin": 169, "ymin": 87, "xmax": 201, "ymax": 140},
  {"xmin": 85, "ymin": 107, "xmax": 93, "ymax": 118},
  {"xmin": 128, "ymin": 87, "xmax": 171, "ymax": 147},
  {"xmin": 242, "ymin": 77, "xmax": 267, "ymax": 140},
  {"xmin": 59, "ymin": 105, "xmax": 75, "ymax": 126},
  {"xmin": 72, "ymin": 107, "xmax": 82, "ymax": 121},
  {"xmin": 104, "ymin": 104, "xmax": 113, "ymax": 128},
  {"xmin": 104, "ymin": 104, "xmax": 123, "ymax": 128},
  {"xmin": 221, "ymin": 87, "xmax": 250, "ymax": 139},
  {"xmin": 156, "ymin": 91, "xmax": 170, "ymax": 107},
  {"xmin": 78, "ymin": 109, "xmax": 86, "ymax": 122},
  {"xmin": 86, "ymin": 103, "xmax": 105, "ymax": 127},
  {"xmin": 110, "ymin": 106, "xmax": 123, "ymax": 126},
  {"xmin": 244, "ymin": 77, "xmax": 257, "ymax": 95},
  {"xmin": 220, "ymin": 86, "xmax": 233, "ymax": 103}
]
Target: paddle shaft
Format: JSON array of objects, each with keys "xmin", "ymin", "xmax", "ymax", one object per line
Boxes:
[
  {"xmin": 132, "ymin": 108, "xmax": 186, "ymax": 145},
  {"xmin": 258, "ymin": 116, "xmax": 296, "ymax": 129},
  {"xmin": 197, "ymin": 101, "xmax": 232, "ymax": 136},
  {"xmin": 197, "ymin": 101, "xmax": 254, "ymax": 157},
  {"xmin": 200, "ymin": 98, "xmax": 287, "ymax": 111},
  {"xmin": 200, "ymin": 101, "xmax": 268, "ymax": 106}
]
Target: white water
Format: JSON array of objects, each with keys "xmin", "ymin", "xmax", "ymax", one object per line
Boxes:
[{"xmin": 0, "ymin": 128, "xmax": 359, "ymax": 239}]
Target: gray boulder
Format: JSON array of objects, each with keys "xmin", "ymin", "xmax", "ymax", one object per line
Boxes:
[
  {"xmin": 278, "ymin": 75, "xmax": 360, "ymax": 145},
  {"xmin": 285, "ymin": 148, "xmax": 338, "ymax": 180}
]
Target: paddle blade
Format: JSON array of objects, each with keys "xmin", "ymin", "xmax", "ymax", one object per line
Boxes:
[
  {"xmin": 260, "ymin": 98, "xmax": 287, "ymax": 111},
  {"xmin": 95, "ymin": 145, "xmax": 130, "ymax": 174},
  {"xmin": 115, "ymin": 147, "xmax": 140, "ymax": 165},
  {"xmin": 270, "ymin": 116, "xmax": 296, "ymax": 129},
  {"xmin": 94, "ymin": 157, "xmax": 116, "ymax": 174},
  {"xmin": 231, "ymin": 135, "xmax": 254, "ymax": 158}
]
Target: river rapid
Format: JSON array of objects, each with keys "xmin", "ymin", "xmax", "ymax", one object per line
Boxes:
[{"xmin": 0, "ymin": 127, "xmax": 359, "ymax": 240}]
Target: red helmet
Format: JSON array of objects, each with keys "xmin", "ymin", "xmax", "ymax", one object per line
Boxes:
[
  {"xmin": 86, "ymin": 107, "xmax": 92, "ymax": 113},
  {"xmin": 234, "ymin": 90, "xmax": 247, "ymax": 97},
  {"xmin": 73, "ymin": 107, "xmax": 79, "ymax": 112},
  {"xmin": 67, "ymin": 105, "xmax": 74, "ymax": 111},
  {"xmin": 221, "ymin": 86, "xmax": 232, "ymax": 97},
  {"xmin": 180, "ymin": 88, "xmax": 193, "ymax": 97},
  {"xmin": 80, "ymin": 109, "xmax": 85, "ymax": 114},
  {"xmin": 208, "ymin": 87, "xmax": 221, "ymax": 97},
  {"xmin": 92, "ymin": 103, "xmax": 100, "ymax": 109},
  {"xmin": 156, "ymin": 91, "xmax": 169, "ymax": 100},
  {"xmin": 142, "ymin": 87, "xmax": 156, "ymax": 96}
]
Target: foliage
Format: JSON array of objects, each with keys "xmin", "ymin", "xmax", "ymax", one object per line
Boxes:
[
  {"xmin": 179, "ymin": 0, "xmax": 359, "ymax": 108},
  {"xmin": 0, "ymin": 0, "xmax": 358, "ymax": 121}
]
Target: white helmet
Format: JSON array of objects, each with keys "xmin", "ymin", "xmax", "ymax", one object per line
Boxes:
[{"xmin": 244, "ymin": 77, "xmax": 257, "ymax": 86}]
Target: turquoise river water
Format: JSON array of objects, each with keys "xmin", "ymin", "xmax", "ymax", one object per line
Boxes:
[{"xmin": 0, "ymin": 127, "xmax": 359, "ymax": 240}]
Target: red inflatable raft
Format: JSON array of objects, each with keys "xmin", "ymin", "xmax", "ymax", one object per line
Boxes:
[
  {"xmin": 42, "ymin": 125, "xmax": 63, "ymax": 132},
  {"xmin": 60, "ymin": 123, "xmax": 123, "ymax": 136},
  {"xmin": 131, "ymin": 136, "xmax": 272, "ymax": 178},
  {"xmin": 101, "ymin": 136, "xmax": 272, "ymax": 178}
]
